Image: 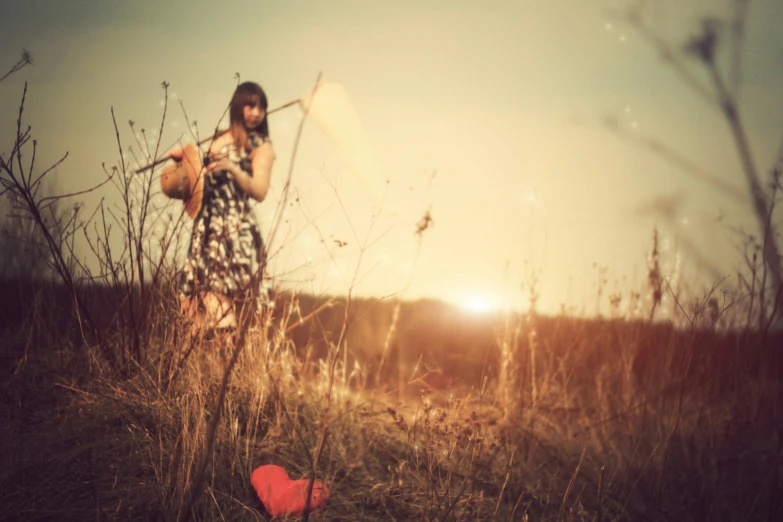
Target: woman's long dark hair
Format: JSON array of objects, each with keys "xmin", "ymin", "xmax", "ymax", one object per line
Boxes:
[{"xmin": 229, "ymin": 82, "xmax": 269, "ymax": 151}]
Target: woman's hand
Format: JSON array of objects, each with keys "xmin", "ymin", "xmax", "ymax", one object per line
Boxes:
[
  {"xmin": 201, "ymin": 142, "xmax": 274, "ymax": 202},
  {"xmin": 205, "ymin": 157, "xmax": 239, "ymax": 176}
]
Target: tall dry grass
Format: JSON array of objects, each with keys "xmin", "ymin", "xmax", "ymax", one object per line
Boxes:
[{"xmin": 2, "ymin": 268, "xmax": 782, "ymax": 521}]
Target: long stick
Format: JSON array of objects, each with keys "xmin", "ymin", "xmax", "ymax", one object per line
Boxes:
[{"xmin": 134, "ymin": 97, "xmax": 300, "ymax": 174}]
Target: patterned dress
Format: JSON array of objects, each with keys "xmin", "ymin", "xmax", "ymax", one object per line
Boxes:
[{"xmin": 180, "ymin": 132, "xmax": 267, "ymax": 300}]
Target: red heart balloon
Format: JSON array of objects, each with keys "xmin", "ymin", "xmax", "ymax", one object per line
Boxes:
[{"xmin": 251, "ymin": 464, "xmax": 329, "ymax": 517}]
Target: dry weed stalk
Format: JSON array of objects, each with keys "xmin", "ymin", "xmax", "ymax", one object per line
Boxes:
[{"xmin": 609, "ymin": 0, "xmax": 783, "ymax": 326}]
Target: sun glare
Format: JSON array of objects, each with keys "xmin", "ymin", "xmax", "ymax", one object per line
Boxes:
[{"xmin": 458, "ymin": 296, "xmax": 500, "ymax": 315}]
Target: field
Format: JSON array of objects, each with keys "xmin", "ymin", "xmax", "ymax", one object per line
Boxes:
[
  {"xmin": 1, "ymin": 276, "xmax": 782, "ymax": 521},
  {"xmin": 2, "ymin": 7, "xmax": 783, "ymax": 518}
]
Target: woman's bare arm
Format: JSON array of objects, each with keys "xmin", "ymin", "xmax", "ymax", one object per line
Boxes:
[
  {"xmin": 206, "ymin": 142, "xmax": 275, "ymax": 201},
  {"xmin": 244, "ymin": 142, "xmax": 275, "ymax": 201}
]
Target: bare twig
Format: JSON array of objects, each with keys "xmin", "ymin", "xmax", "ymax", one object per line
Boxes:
[{"xmin": 0, "ymin": 49, "xmax": 33, "ymax": 84}]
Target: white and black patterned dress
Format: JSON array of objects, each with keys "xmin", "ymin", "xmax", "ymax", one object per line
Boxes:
[{"xmin": 179, "ymin": 132, "xmax": 267, "ymax": 300}]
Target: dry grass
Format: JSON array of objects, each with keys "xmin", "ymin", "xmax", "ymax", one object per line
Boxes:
[{"xmin": 1, "ymin": 276, "xmax": 782, "ymax": 522}]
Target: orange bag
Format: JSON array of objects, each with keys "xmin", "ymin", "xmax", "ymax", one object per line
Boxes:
[{"xmin": 160, "ymin": 143, "xmax": 204, "ymax": 219}]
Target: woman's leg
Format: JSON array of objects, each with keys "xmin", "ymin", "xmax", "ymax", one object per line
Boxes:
[
  {"xmin": 203, "ymin": 292, "xmax": 237, "ymax": 329},
  {"xmin": 179, "ymin": 293, "xmax": 208, "ymax": 335}
]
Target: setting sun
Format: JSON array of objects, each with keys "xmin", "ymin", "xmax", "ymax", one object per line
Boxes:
[{"xmin": 457, "ymin": 295, "xmax": 501, "ymax": 315}]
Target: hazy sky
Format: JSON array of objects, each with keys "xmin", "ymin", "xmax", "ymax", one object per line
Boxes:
[{"xmin": 1, "ymin": 0, "xmax": 782, "ymax": 316}]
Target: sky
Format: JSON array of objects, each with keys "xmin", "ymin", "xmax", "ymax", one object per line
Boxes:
[{"xmin": 0, "ymin": 0, "xmax": 782, "ymax": 316}]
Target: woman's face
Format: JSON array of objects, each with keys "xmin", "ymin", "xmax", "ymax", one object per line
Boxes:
[{"xmin": 243, "ymin": 102, "xmax": 265, "ymax": 129}]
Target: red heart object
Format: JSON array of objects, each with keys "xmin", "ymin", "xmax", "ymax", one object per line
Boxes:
[{"xmin": 251, "ymin": 464, "xmax": 329, "ymax": 517}]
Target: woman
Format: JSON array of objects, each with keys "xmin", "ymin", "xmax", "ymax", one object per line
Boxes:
[{"xmin": 170, "ymin": 82, "xmax": 276, "ymax": 332}]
